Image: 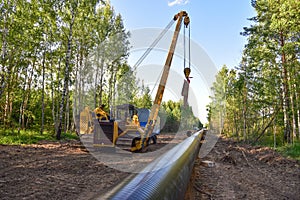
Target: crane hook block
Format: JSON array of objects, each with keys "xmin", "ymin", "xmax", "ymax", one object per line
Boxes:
[
  {"xmin": 184, "ymin": 16, "xmax": 190, "ymax": 27},
  {"xmin": 184, "ymin": 67, "xmax": 191, "ymax": 81}
]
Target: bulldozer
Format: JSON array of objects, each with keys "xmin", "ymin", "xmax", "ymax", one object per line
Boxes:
[{"xmin": 78, "ymin": 104, "xmax": 160, "ymax": 151}]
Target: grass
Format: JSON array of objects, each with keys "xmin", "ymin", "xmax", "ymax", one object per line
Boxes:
[
  {"xmin": 0, "ymin": 129, "xmax": 79, "ymax": 145},
  {"xmin": 252, "ymin": 134, "xmax": 300, "ymax": 160},
  {"xmin": 276, "ymin": 142, "xmax": 300, "ymax": 161},
  {"xmin": 230, "ymin": 134, "xmax": 300, "ymax": 161}
]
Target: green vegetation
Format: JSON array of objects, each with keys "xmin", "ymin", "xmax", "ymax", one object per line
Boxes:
[
  {"xmin": 2, "ymin": 0, "xmax": 297, "ymax": 162},
  {"xmin": 207, "ymin": 0, "xmax": 300, "ymax": 154},
  {"xmin": 0, "ymin": 1, "xmax": 131, "ymax": 139},
  {"xmin": 253, "ymin": 133, "xmax": 284, "ymax": 148},
  {"xmin": 277, "ymin": 142, "xmax": 300, "ymax": 161},
  {"xmin": 0, "ymin": 129, "xmax": 78, "ymax": 145},
  {"xmin": 0, "ymin": 1, "xmax": 201, "ymax": 144},
  {"xmin": 160, "ymin": 100, "xmax": 203, "ymax": 133}
]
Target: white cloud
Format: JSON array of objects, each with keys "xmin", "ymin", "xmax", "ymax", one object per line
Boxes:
[{"xmin": 167, "ymin": 0, "xmax": 189, "ymax": 7}]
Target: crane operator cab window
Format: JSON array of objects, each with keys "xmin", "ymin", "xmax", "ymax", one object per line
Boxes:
[{"xmin": 94, "ymin": 104, "xmax": 110, "ymax": 122}]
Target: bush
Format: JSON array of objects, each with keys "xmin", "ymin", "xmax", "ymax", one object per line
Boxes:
[{"xmin": 277, "ymin": 142, "xmax": 300, "ymax": 161}]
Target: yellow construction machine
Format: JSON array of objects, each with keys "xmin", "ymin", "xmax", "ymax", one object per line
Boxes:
[{"xmin": 78, "ymin": 11, "xmax": 191, "ymax": 152}]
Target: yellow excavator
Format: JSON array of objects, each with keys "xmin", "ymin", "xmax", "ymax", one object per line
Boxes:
[{"xmin": 78, "ymin": 11, "xmax": 191, "ymax": 152}]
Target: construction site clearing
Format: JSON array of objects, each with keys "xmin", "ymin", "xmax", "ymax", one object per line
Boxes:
[{"xmin": 0, "ymin": 134, "xmax": 299, "ymax": 200}]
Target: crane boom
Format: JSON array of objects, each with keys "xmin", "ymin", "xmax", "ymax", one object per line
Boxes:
[{"xmin": 133, "ymin": 11, "xmax": 190, "ymax": 151}]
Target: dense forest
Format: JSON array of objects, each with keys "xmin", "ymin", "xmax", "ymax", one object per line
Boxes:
[
  {"xmin": 1, "ymin": 0, "xmax": 299, "ymax": 150},
  {"xmin": 207, "ymin": 0, "xmax": 300, "ymax": 146},
  {"xmin": 0, "ymin": 0, "xmax": 200, "ymax": 139}
]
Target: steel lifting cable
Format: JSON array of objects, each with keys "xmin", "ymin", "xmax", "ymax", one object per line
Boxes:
[
  {"xmin": 132, "ymin": 19, "xmax": 175, "ymax": 96},
  {"xmin": 132, "ymin": 19, "xmax": 175, "ymax": 70},
  {"xmin": 183, "ymin": 21, "xmax": 191, "ymax": 82},
  {"xmin": 183, "ymin": 24, "xmax": 186, "ymax": 69},
  {"xmin": 183, "ymin": 24, "xmax": 191, "ymax": 69},
  {"xmin": 188, "ymin": 23, "xmax": 191, "ymax": 69}
]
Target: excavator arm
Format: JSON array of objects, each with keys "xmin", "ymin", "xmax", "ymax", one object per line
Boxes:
[{"xmin": 132, "ymin": 11, "xmax": 190, "ymax": 151}]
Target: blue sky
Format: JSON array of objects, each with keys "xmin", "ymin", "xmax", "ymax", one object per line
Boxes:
[{"xmin": 110, "ymin": 0, "xmax": 256, "ymax": 69}]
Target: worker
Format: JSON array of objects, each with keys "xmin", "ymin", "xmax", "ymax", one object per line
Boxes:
[
  {"xmin": 94, "ymin": 104, "xmax": 109, "ymax": 122},
  {"xmin": 132, "ymin": 114, "xmax": 140, "ymax": 127}
]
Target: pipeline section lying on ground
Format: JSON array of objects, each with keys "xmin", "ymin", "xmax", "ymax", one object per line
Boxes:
[{"xmin": 101, "ymin": 129, "xmax": 205, "ymax": 200}]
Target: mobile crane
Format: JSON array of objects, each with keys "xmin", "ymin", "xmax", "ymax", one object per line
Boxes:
[
  {"xmin": 131, "ymin": 11, "xmax": 191, "ymax": 151},
  {"xmin": 79, "ymin": 11, "xmax": 191, "ymax": 152}
]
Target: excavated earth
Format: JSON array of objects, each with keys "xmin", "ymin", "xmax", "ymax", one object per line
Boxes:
[
  {"xmin": 0, "ymin": 140, "xmax": 130, "ymax": 200},
  {"xmin": 189, "ymin": 136, "xmax": 300, "ymax": 200},
  {"xmin": 0, "ymin": 135, "xmax": 299, "ymax": 200}
]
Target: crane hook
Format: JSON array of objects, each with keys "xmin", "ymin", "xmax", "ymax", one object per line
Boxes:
[
  {"xmin": 184, "ymin": 16, "xmax": 190, "ymax": 28},
  {"xmin": 184, "ymin": 67, "xmax": 191, "ymax": 83}
]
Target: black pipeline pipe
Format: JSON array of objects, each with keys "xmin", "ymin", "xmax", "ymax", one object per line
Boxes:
[{"xmin": 101, "ymin": 130, "xmax": 205, "ymax": 200}]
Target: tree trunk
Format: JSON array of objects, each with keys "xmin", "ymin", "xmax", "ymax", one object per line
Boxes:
[
  {"xmin": 50, "ymin": 55, "xmax": 56, "ymax": 134},
  {"xmin": 17, "ymin": 56, "xmax": 36, "ymax": 131},
  {"xmin": 280, "ymin": 31, "xmax": 291, "ymax": 143},
  {"xmin": 253, "ymin": 107, "xmax": 279, "ymax": 144},
  {"xmin": 112, "ymin": 67, "xmax": 117, "ymax": 112},
  {"xmin": 65, "ymin": 87, "xmax": 70, "ymax": 132},
  {"xmin": 18, "ymin": 66, "xmax": 28, "ymax": 134},
  {"xmin": 296, "ymin": 85, "xmax": 300, "ymax": 138},
  {"xmin": 0, "ymin": 0, "xmax": 10, "ymax": 99},
  {"xmin": 289, "ymin": 70, "xmax": 296, "ymax": 143},
  {"xmin": 292, "ymin": 60, "xmax": 300, "ymax": 139},
  {"xmin": 273, "ymin": 117, "xmax": 276, "ymax": 149},
  {"xmin": 98, "ymin": 59, "xmax": 105, "ymax": 105},
  {"xmin": 242, "ymin": 68, "xmax": 248, "ymax": 142},
  {"xmin": 233, "ymin": 111, "xmax": 239, "ymax": 141},
  {"xmin": 22, "ymin": 63, "xmax": 35, "ymax": 129},
  {"xmin": 74, "ymin": 48, "xmax": 79, "ymax": 116},
  {"xmin": 78, "ymin": 48, "xmax": 84, "ymax": 112},
  {"xmin": 94, "ymin": 54, "xmax": 100, "ymax": 109},
  {"xmin": 108, "ymin": 64, "xmax": 114, "ymax": 109},
  {"xmin": 41, "ymin": 49, "xmax": 46, "ymax": 134},
  {"xmin": 4, "ymin": 60, "xmax": 14, "ymax": 127},
  {"xmin": 57, "ymin": 12, "xmax": 75, "ymax": 140},
  {"xmin": 54, "ymin": 57, "xmax": 62, "ymax": 134},
  {"xmin": 242, "ymin": 100, "xmax": 247, "ymax": 141}
]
